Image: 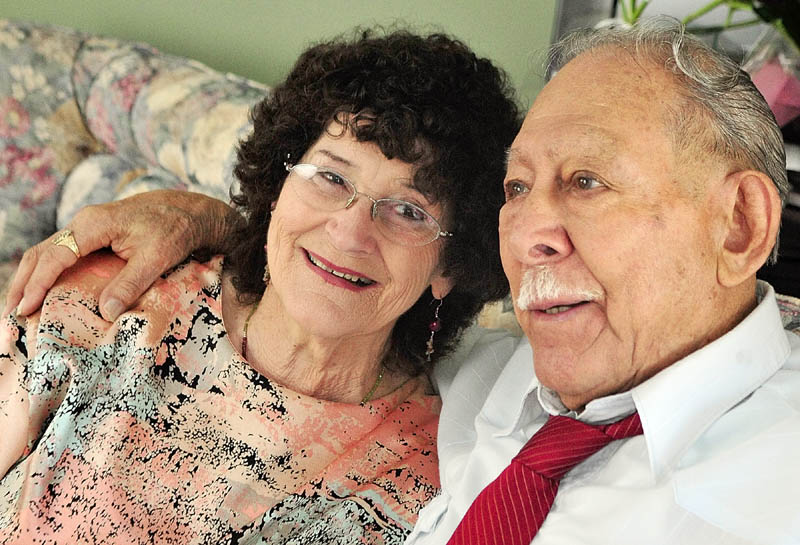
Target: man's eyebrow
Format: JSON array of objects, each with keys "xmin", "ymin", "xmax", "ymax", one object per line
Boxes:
[
  {"xmin": 505, "ymin": 128, "xmax": 622, "ymax": 169},
  {"xmin": 505, "ymin": 148, "xmax": 521, "ymax": 170}
]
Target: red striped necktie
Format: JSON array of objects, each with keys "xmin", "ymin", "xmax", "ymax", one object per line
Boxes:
[{"xmin": 447, "ymin": 412, "xmax": 643, "ymax": 545}]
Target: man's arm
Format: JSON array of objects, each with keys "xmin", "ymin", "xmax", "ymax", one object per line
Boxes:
[{"xmin": 3, "ymin": 190, "xmax": 240, "ymax": 321}]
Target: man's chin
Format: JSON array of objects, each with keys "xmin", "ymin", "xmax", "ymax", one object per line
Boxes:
[
  {"xmin": 533, "ymin": 350, "xmax": 610, "ymax": 411},
  {"xmin": 538, "ymin": 378, "xmax": 599, "ymax": 412}
]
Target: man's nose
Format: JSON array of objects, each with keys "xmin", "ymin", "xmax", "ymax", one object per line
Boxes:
[{"xmin": 499, "ymin": 186, "xmax": 573, "ymax": 264}]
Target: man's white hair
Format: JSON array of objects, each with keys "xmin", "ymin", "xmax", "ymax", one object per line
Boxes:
[{"xmin": 516, "ymin": 267, "xmax": 602, "ymax": 310}]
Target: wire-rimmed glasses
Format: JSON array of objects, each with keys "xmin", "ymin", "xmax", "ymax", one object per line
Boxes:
[{"xmin": 285, "ymin": 162, "xmax": 454, "ymax": 247}]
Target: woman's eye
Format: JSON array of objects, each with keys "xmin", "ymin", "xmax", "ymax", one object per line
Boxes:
[
  {"xmin": 574, "ymin": 173, "xmax": 602, "ymax": 190},
  {"xmin": 318, "ymin": 170, "xmax": 347, "ymax": 186},
  {"xmin": 503, "ymin": 180, "xmax": 529, "ymax": 201},
  {"xmin": 393, "ymin": 202, "xmax": 427, "ymax": 222}
]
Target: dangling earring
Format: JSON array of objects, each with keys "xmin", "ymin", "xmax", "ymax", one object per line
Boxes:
[
  {"xmin": 263, "ymin": 244, "xmax": 271, "ymax": 284},
  {"xmin": 283, "ymin": 152, "xmax": 292, "ymax": 171},
  {"xmin": 425, "ymin": 298, "xmax": 443, "ymax": 362}
]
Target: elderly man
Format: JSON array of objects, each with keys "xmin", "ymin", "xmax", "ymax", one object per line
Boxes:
[
  {"xmin": 407, "ymin": 18, "xmax": 800, "ymax": 545},
  {"xmin": 6, "ymin": 18, "xmax": 800, "ymax": 545}
]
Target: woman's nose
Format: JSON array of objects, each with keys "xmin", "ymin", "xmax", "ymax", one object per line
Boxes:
[{"xmin": 326, "ymin": 198, "xmax": 379, "ymax": 255}]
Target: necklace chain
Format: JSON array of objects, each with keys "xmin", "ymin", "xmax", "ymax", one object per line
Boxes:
[
  {"xmin": 241, "ymin": 305, "xmax": 385, "ymax": 405},
  {"xmin": 359, "ymin": 365, "xmax": 384, "ymax": 406}
]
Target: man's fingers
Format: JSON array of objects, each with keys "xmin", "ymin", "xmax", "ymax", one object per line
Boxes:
[
  {"xmin": 5, "ymin": 228, "xmax": 89, "ymax": 317},
  {"xmin": 13, "ymin": 233, "xmax": 86, "ymax": 316},
  {"xmin": 3, "ymin": 206, "xmax": 116, "ymax": 318},
  {"xmin": 3, "ymin": 245, "xmax": 41, "ymax": 317},
  {"xmin": 2, "ymin": 192, "xmax": 230, "ymax": 320},
  {"xmin": 98, "ymin": 256, "xmax": 167, "ymax": 321}
]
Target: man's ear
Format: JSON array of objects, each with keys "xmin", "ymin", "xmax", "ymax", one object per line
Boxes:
[{"xmin": 717, "ymin": 170, "xmax": 782, "ymax": 287}]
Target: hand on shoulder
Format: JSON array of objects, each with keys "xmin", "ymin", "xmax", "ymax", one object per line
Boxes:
[{"xmin": 3, "ymin": 190, "xmax": 237, "ymax": 321}]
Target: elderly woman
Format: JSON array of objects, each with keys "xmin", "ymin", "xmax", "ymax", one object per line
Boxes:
[{"xmin": 0, "ymin": 30, "xmax": 519, "ymax": 543}]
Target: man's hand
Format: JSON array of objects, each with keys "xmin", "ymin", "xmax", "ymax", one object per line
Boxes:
[{"xmin": 3, "ymin": 190, "xmax": 238, "ymax": 321}]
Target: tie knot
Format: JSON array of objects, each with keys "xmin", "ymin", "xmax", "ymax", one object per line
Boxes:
[{"xmin": 514, "ymin": 412, "xmax": 642, "ymax": 480}]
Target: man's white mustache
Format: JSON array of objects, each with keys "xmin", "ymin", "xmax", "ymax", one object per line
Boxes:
[{"xmin": 516, "ymin": 267, "xmax": 601, "ymax": 309}]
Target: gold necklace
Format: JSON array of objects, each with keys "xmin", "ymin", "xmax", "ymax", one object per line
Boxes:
[
  {"xmin": 240, "ymin": 305, "xmax": 385, "ymax": 405},
  {"xmin": 359, "ymin": 365, "xmax": 384, "ymax": 406}
]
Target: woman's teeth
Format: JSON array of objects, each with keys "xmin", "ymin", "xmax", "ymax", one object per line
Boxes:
[{"xmin": 308, "ymin": 253, "xmax": 375, "ymax": 286}]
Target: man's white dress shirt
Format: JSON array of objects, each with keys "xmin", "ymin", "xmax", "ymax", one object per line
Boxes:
[{"xmin": 407, "ymin": 283, "xmax": 800, "ymax": 544}]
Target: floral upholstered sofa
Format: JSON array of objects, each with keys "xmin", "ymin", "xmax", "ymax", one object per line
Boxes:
[
  {"xmin": 0, "ymin": 18, "xmax": 268, "ymax": 289},
  {"xmin": 1, "ymin": 18, "xmax": 799, "ymax": 333}
]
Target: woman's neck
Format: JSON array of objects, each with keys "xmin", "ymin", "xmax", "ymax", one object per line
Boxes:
[{"xmin": 221, "ymin": 273, "xmax": 408, "ymax": 404}]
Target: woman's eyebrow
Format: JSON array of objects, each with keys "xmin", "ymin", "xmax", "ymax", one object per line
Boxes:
[
  {"xmin": 315, "ymin": 148, "xmax": 426, "ymax": 199},
  {"xmin": 315, "ymin": 149, "xmax": 353, "ymax": 167}
]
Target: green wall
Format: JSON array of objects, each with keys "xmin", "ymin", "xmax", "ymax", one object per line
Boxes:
[{"xmin": 3, "ymin": 0, "xmax": 555, "ymax": 108}]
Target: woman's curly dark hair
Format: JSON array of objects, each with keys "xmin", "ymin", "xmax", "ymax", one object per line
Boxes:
[{"xmin": 228, "ymin": 28, "xmax": 521, "ymax": 375}]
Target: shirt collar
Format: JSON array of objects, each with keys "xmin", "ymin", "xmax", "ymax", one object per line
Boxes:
[
  {"xmin": 538, "ymin": 386, "xmax": 636, "ymax": 425},
  {"xmin": 632, "ymin": 281, "xmax": 791, "ymax": 479},
  {"xmin": 485, "ymin": 339, "xmax": 541, "ymax": 436},
  {"xmin": 495, "ymin": 339, "xmax": 639, "ymax": 434}
]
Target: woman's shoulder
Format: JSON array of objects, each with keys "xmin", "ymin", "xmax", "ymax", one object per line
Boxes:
[
  {"xmin": 52, "ymin": 252, "xmax": 225, "ymax": 305},
  {"xmin": 29, "ymin": 253, "xmax": 226, "ymax": 350},
  {"xmin": 53, "ymin": 250, "xmax": 127, "ymax": 296}
]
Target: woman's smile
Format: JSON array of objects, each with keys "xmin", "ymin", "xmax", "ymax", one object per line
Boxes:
[
  {"xmin": 263, "ymin": 127, "xmax": 453, "ymax": 341},
  {"xmin": 304, "ymin": 249, "xmax": 377, "ymax": 290}
]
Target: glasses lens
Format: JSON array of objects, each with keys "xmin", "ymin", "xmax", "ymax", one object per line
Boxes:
[
  {"xmin": 290, "ymin": 164, "xmax": 354, "ymax": 211},
  {"xmin": 288, "ymin": 164, "xmax": 447, "ymax": 246},
  {"xmin": 374, "ymin": 199, "xmax": 441, "ymax": 246}
]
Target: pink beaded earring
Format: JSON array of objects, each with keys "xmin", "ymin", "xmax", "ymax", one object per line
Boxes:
[{"xmin": 425, "ymin": 298, "xmax": 443, "ymax": 362}]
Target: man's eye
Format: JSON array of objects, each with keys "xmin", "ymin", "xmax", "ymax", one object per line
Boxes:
[
  {"xmin": 503, "ymin": 180, "xmax": 529, "ymax": 201},
  {"xmin": 574, "ymin": 173, "xmax": 602, "ymax": 190}
]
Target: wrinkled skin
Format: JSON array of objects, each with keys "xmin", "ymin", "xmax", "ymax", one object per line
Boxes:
[{"xmin": 4, "ymin": 190, "xmax": 236, "ymax": 321}]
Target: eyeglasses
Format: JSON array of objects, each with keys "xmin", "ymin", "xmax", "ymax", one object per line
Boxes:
[{"xmin": 285, "ymin": 162, "xmax": 454, "ymax": 246}]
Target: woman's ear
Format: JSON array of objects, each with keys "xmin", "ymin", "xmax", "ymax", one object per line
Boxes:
[
  {"xmin": 717, "ymin": 170, "xmax": 782, "ymax": 287},
  {"xmin": 430, "ymin": 274, "xmax": 454, "ymax": 300}
]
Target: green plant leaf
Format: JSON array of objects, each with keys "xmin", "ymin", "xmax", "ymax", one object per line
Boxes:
[
  {"xmin": 621, "ymin": 0, "xmax": 632, "ymax": 24},
  {"xmin": 635, "ymin": 1, "xmax": 651, "ymax": 19},
  {"xmin": 687, "ymin": 18, "xmax": 761, "ymax": 34},
  {"xmin": 752, "ymin": 0, "xmax": 800, "ymax": 52},
  {"xmin": 723, "ymin": 0, "xmax": 755, "ymax": 10},
  {"xmin": 683, "ymin": 0, "xmax": 726, "ymax": 25}
]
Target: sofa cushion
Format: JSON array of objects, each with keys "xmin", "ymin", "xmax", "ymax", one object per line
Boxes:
[
  {"xmin": 0, "ymin": 19, "xmax": 101, "ymax": 264},
  {"xmin": 0, "ymin": 18, "xmax": 269, "ymax": 282}
]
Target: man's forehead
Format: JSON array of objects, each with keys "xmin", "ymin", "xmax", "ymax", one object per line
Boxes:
[
  {"xmin": 504, "ymin": 53, "xmax": 672, "ymax": 170},
  {"xmin": 529, "ymin": 49, "xmax": 671, "ymax": 122},
  {"xmin": 506, "ymin": 124, "xmax": 622, "ymax": 167}
]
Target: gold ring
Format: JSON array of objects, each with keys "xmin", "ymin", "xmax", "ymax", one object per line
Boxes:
[{"xmin": 53, "ymin": 229, "xmax": 81, "ymax": 258}]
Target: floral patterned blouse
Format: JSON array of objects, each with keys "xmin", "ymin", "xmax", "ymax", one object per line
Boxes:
[{"xmin": 0, "ymin": 254, "xmax": 441, "ymax": 544}]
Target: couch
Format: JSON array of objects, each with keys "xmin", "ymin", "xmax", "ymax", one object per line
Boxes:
[{"xmin": 0, "ymin": 18, "xmax": 268, "ymax": 289}]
